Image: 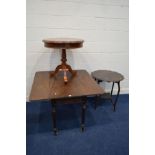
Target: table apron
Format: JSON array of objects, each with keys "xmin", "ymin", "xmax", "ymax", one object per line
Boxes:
[{"xmin": 51, "ymin": 96, "xmax": 88, "ymax": 104}]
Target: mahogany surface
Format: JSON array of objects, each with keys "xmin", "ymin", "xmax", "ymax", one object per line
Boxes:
[
  {"xmin": 42, "ymin": 38, "xmax": 84, "ymax": 49},
  {"xmin": 29, "ymin": 70, "xmax": 105, "ymax": 101},
  {"xmin": 29, "ymin": 70, "xmax": 105, "ymax": 135},
  {"xmin": 42, "ymin": 38, "xmax": 84, "ymax": 82}
]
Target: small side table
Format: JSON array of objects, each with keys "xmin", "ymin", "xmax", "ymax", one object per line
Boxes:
[
  {"xmin": 42, "ymin": 38, "xmax": 84, "ymax": 83},
  {"xmin": 91, "ymin": 70, "xmax": 124, "ymax": 111}
]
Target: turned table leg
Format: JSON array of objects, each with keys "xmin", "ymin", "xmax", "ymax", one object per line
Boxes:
[
  {"xmin": 51, "ymin": 100, "xmax": 58, "ymax": 135},
  {"xmin": 81, "ymin": 97, "xmax": 87, "ymax": 132}
]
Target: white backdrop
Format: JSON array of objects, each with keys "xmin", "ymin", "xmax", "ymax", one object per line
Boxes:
[{"xmin": 26, "ymin": 0, "xmax": 129, "ymax": 100}]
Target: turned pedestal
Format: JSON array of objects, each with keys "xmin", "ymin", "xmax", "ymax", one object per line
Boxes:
[{"xmin": 43, "ymin": 38, "xmax": 84, "ymax": 83}]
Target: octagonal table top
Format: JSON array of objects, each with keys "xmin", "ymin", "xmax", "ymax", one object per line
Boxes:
[{"xmin": 91, "ymin": 70, "xmax": 124, "ymax": 83}]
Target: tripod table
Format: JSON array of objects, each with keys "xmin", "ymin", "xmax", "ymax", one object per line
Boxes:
[{"xmin": 43, "ymin": 38, "xmax": 84, "ymax": 83}]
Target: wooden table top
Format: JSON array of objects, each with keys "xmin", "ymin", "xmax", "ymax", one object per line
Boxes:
[
  {"xmin": 42, "ymin": 38, "xmax": 84, "ymax": 49},
  {"xmin": 91, "ymin": 70, "xmax": 124, "ymax": 82},
  {"xmin": 29, "ymin": 70, "xmax": 104, "ymax": 101}
]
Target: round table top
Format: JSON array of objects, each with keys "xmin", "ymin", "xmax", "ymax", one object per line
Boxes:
[
  {"xmin": 42, "ymin": 38, "xmax": 84, "ymax": 49},
  {"xmin": 91, "ymin": 70, "xmax": 124, "ymax": 82}
]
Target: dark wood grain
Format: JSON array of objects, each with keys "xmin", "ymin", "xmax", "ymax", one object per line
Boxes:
[
  {"xmin": 29, "ymin": 70, "xmax": 104, "ymax": 101},
  {"xmin": 91, "ymin": 70, "xmax": 124, "ymax": 111},
  {"xmin": 91, "ymin": 70, "xmax": 124, "ymax": 83},
  {"xmin": 42, "ymin": 38, "xmax": 84, "ymax": 49}
]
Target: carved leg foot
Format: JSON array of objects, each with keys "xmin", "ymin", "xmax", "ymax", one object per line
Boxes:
[
  {"xmin": 53, "ymin": 128, "xmax": 58, "ymax": 136},
  {"xmin": 81, "ymin": 124, "xmax": 85, "ymax": 132}
]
